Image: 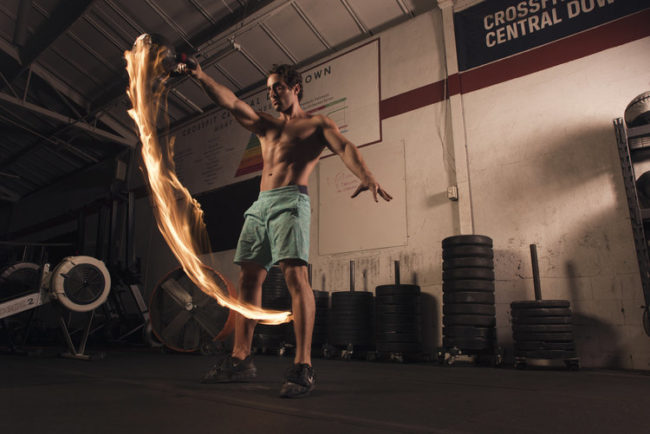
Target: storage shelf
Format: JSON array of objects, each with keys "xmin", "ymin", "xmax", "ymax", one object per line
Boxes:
[{"xmin": 614, "ymin": 117, "xmax": 650, "ymax": 311}]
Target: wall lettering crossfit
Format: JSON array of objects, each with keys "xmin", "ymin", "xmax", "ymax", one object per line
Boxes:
[{"xmin": 454, "ymin": 0, "xmax": 650, "ymax": 71}]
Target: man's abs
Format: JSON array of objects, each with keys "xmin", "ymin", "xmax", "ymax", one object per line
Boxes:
[{"xmin": 259, "ymin": 135, "xmax": 324, "ymax": 191}]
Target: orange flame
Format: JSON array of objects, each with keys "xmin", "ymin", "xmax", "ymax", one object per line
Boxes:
[{"xmin": 125, "ymin": 34, "xmax": 291, "ymax": 325}]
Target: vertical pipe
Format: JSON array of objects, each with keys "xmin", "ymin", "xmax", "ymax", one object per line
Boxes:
[
  {"xmin": 349, "ymin": 260, "xmax": 355, "ymax": 292},
  {"xmin": 76, "ymin": 208, "xmax": 86, "ymax": 255},
  {"xmin": 95, "ymin": 205, "xmax": 104, "ymax": 260},
  {"xmin": 108, "ymin": 199, "xmax": 118, "ymax": 266},
  {"xmin": 394, "ymin": 260, "xmax": 400, "ymax": 287},
  {"xmin": 530, "ymin": 244, "xmax": 542, "ymax": 300},
  {"xmin": 126, "ymin": 191, "xmax": 136, "ymax": 270}
]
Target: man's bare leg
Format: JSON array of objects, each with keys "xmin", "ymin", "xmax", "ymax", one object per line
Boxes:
[
  {"xmin": 280, "ymin": 259, "xmax": 315, "ymax": 365},
  {"xmin": 232, "ymin": 261, "xmax": 267, "ymax": 360},
  {"xmin": 201, "ymin": 262, "xmax": 266, "ymax": 383}
]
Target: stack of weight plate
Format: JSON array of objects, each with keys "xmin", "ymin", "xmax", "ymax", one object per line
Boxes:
[
  {"xmin": 442, "ymin": 235, "xmax": 496, "ymax": 352},
  {"xmin": 312, "ymin": 290, "xmax": 329, "ymax": 353},
  {"xmin": 329, "ymin": 291, "xmax": 374, "ymax": 354},
  {"xmin": 375, "ymin": 284, "xmax": 421, "ymax": 355},
  {"xmin": 255, "ymin": 266, "xmax": 293, "ymax": 353},
  {"xmin": 511, "ymin": 300, "xmax": 579, "ymax": 369}
]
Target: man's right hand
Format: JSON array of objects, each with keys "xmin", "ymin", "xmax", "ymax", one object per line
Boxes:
[{"xmin": 187, "ymin": 57, "xmax": 202, "ymax": 79}]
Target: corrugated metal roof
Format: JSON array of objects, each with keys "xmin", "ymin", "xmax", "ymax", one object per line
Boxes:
[{"xmin": 0, "ymin": 0, "xmax": 436, "ymax": 205}]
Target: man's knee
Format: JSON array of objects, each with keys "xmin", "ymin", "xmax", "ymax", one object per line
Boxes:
[
  {"xmin": 280, "ymin": 260, "xmax": 310, "ymax": 293},
  {"xmin": 239, "ymin": 262, "xmax": 266, "ymax": 296}
]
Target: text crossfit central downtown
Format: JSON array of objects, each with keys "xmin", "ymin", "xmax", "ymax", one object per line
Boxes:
[{"xmin": 482, "ymin": 0, "xmax": 615, "ymax": 48}]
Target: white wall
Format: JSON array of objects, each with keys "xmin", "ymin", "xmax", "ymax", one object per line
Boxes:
[
  {"xmin": 133, "ymin": 10, "xmax": 650, "ymax": 368},
  {"xmin": 175, "ymin": 10, "xmax": 455, "ymax": 355},
  {"xmin": 463, "ymin": 37, "xmax": 650, "ymax": 369}
]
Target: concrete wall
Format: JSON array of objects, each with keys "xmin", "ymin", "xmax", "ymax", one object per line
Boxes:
[
  {"xmin": 132, "ymin": 9, "xmax": 650, "ymax": 368},
  {"xmin": 463, "ymin": 37, "xmax": 650, "ymax": 369}
]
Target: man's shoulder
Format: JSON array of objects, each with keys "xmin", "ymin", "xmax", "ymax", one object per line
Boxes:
[
  {"xmin": 256, "ymin": 111, "xmax": 277, "ymax": 121},
  {"xmin": 308, "ymin": 113, "xmax": 334, "ymax": 127}
]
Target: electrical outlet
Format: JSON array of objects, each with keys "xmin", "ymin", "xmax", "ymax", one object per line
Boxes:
[{"xmin": 447, "ymin": 185, "xmax": 458, "ymax": 201}]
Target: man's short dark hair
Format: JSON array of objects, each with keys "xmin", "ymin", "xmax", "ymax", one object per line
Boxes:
[{"xmin": 269, "ymin": 64, "xmax": 303, "ymax": 101}]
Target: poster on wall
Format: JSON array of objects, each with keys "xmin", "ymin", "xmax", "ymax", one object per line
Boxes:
[
  {"xmin": 454, "ymin": 0, "xmax": 650, "ymax": 71},
  {"xmin": 171, "ymin": 39, "xmax": 380, "ymax": 195},
  {"xmin": 318, "ymin": 141, "xmax": 407, "ymax": 255}
]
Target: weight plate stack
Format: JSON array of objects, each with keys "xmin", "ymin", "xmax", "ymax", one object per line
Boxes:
[
  {"xmin": 312, "ymin": 290, "xmax": 329, "ymax": 351},
  {"xmin": 375, "ymin": 284, "xmax": 421, "ymax": 354},
  {"xmin": 442, "ymin": 235, "xmax": 496, "ymax": 352},
  {"xmin": 329, "ymin": 291, "xmax": 374, "ymax": 350},
  {"xmin": 511, "ymin": 300, "xmax": 578, "ymax": 364},
  {"xmin": 255, "ymin": 266, "xmax": 292, "ymax": 352}
]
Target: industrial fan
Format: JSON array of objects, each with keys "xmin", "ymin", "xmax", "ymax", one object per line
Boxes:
[
  {"xmin": 149, "ymin": 266, "xmax": 236, "ymax": 354},
  {"xmin": 0, "ymin": 255, "xmax": 111, "ymax": 359}
]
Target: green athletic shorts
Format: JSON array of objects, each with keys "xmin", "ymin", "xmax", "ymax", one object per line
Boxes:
[{"xmin": 234, "ymin": 185, "xmax": 311, "ymax": 270}]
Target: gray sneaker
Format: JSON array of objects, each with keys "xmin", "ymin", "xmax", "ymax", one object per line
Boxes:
[
  {"xmin": 280, "ymin": 363, "xmax": 315, "ymax": 398},
  {"xmin": 201, "ymin": 355, "xmax": 257, "ymax": 383}
]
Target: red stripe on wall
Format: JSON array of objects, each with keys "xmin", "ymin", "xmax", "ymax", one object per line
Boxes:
[
  {"xmin": 447, "ymin": 73, "xmax": 461, "ymax": 97},
  {"xmin": 379, "ymin": 81, "xmax": 447, "ymax": 120},
  {"xmin": 380, "ymin": 9, "xmax": 650, "ymax": 120},
  {"xmin": 460, "ymin": 8, "xmax": 650, "ymax": 94}
]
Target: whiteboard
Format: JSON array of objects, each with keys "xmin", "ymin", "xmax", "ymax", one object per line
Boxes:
[
  {"xmin": 171, "ymin": 39, "xmax": 380, "ymax": 195},
  {"xmin": 318, "ymin": 141, "xmax": 407, "ymax": 254}
]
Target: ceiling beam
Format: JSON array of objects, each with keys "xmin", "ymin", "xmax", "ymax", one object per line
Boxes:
[
  {"xmin": 0, "ymin": 35, "xmax": 137, "ymax": 144},
  {"xmin": 90, "ymin": 0, "xmax": 276, "ymax": 114},
  {"xmin": 13, "ymin": 0, "xmax": 31, "ymax": 47},
  {"xmin": 0, "ymin": 184, "xmax": 20, "ymax": 202},
  {"xmin": 340, "ymin": 0, "xmax": 369, "ymax": 34},
  {"xmin": 0, "ymin": 92, "xmax": 135, "ymax": 146},
  {"xmin": 2, "ymin": 0, "xmax": 96, "ymax": 84}
]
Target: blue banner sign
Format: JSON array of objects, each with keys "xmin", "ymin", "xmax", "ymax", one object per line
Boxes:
[{"xmin": 454, "ymin": 0, "xmax": 649, "ymax": 71}]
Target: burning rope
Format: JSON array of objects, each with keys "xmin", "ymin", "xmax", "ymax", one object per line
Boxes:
[{"xmin": 125, "ymin": 34, "xmax": 291, "ymax": 325}]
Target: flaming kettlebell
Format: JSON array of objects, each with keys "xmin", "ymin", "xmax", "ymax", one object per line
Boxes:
[{"xmin": 136, "ymin": 33, "xmax": 197, "ymax": 80}]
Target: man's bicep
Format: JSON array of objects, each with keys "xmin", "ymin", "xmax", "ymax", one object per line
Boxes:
[
  {"xmin": 232, "ymin": 101, "xmax": 266, "ymax": 133},
  {"xmin": 322, "ymin": 118, "xmax": 348, "ymax": 155}
]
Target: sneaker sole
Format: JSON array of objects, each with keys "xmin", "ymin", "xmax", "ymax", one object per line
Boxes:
[
  {"xmin": 201, "ymin": 370, "xmax": 257, "ymax": 384},
  {"xmin": 279, "ymin": 382, "xmax": 315, "ymax": 398}
]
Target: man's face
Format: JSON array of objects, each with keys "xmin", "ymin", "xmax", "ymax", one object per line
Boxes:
[{"xmin": 267, "ymin": 73, "xmax": 299, "ymax": 112}]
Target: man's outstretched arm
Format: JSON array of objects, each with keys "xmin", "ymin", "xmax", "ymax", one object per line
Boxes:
[
  {"xmin": 321, "ymin": 116, "xmax": 392, "ymax": 202},
  {"xmin": 190, "ymin": 63, "xmax": 265, "ymax": 134}
]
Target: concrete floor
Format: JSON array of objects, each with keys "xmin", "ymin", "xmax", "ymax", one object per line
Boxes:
[{"xmin": 1, "ymin": 348, "xmax": 649, "ymax": 434}]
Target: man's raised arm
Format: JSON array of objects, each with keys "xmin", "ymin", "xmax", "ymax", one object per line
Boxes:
[
  {"xmin": 190, "ymin": 63, "xmax": 265, "ymax": 134},
  {"xmin": 321, "ymin": 116, "xmax": 392, "ymax": 202}
]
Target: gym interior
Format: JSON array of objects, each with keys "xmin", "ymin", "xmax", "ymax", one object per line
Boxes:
[{"xmin": 1, "ymin": 1, "xmax": 650, "ymax": 432}]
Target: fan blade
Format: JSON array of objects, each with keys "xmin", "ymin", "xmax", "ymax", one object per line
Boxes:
[
  {"xmin": 177, "ymin": 275, "xmax": 196, "ymax": 296},
  {"xmin": 192, "ymin": 308, "xmax": 220, "ymax": 338},
  {"xmin": 161, "ymin": 310, "xmax": 191, "ymax": 344},
  {"xmin": 183, "ymin": 319, "xmax": 200, "ymax": 350},
  {"xmin": 161, "ymin": 279, "xmax": 192, "ymax": 307}
]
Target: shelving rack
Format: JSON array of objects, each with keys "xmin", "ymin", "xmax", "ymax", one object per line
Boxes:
[{"xmin": 613, "ymin": 118, "xmax": 650, "ymax": 334}]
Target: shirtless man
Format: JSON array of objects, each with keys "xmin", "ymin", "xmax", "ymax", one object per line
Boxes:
[{"xmin": 191, "ymin": 62, "xmax": 391, "ymax": 398}]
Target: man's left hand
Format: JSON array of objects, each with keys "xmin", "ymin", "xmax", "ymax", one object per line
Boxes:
[{"xmin": 351, "ymin": 180, "xmax": 393, "ymax": 202}]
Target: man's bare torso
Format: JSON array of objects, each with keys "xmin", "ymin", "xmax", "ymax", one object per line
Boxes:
[{"xmin": 257, "ymin": 113, "xmax": 327, "ymax": 191}]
